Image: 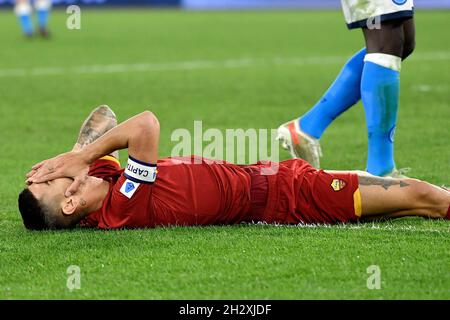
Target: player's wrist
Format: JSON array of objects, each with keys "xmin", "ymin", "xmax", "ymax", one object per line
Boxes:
[{"xmin": 79, "ymin": 145, "xmax": 97, "ymax": 165}]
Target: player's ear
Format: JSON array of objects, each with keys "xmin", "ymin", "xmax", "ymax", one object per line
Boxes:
[{"xmin": 62, "ymin": 197, "xmax": 78, "ymax": 216}]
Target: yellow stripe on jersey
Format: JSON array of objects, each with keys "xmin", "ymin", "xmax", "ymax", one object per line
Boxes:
[
  {"xmin": 353, "ymin": 188, "xmax": 362, "ymax": 217},
  {"xmin": 99, "ymin": 155, "xmax": 120, "ymax": 167}
]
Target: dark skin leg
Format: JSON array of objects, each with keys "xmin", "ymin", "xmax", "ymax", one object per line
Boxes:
[
  {"xmin": 362, "ymin": 17, "xmax": 415, "ymax": 60},
  {"xmin": 402, "ymin": 18, "xmax": 416, "ymax": 60}
]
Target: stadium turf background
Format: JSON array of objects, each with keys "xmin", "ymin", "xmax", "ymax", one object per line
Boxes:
[{"xmin": 0, "ymin": 9, "xmax": 449, "ymax": 299}]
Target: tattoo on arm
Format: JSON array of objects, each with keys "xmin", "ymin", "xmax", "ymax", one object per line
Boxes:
[
  {"xmin": 358, "ymin": 176, "xmax": 410, "ymax": 190},
  {"xmin": 77, "ymin": 127, "xmax": 101, "ymax": 148},
  {"xmin": 76, "ymin": 106, "xmax": 119, "ymax": 158}
]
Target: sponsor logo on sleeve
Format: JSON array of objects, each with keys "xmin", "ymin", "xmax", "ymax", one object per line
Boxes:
[{"xmin": 120, "ymin": 179, "xmax": 140, "ymax": 199}]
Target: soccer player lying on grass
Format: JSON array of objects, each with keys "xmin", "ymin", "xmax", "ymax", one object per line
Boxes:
[{"xmin": 19, "ymin": 106, "xmax": 450, "ymax": 230}]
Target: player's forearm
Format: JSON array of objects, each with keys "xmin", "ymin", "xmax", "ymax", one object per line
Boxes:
[{"xmin": 81, "ymin": 111, "xmax": 160, "ymax": 164}]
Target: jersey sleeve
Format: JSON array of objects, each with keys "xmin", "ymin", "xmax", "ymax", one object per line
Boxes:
[
  {"xmin": 99, "ymin": 157, "xmax": 157, "ymax": 229},
  {"xmin": 88, "ymin": 155, "xmax": 121, "ymax": 179}
]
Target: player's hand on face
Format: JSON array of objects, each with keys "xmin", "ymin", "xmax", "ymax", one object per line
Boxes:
[
  {"xmin": 26, "ymin": 151, "xmax": 90, "ymax": 196},
  {"xmin": 25, "ymin": 169, "xmax": 38, "ymax": 185}
]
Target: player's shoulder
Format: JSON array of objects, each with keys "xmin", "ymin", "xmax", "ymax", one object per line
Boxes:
[
  {"xmin": 92, "ymin": 155, "xmax": 121, "ymax": 168},
  {"xmin": 88, "ymin": 155, "xmax": 122, "ymax": 178}
]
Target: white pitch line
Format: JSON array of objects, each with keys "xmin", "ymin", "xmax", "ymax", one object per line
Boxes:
[
  {"xmin": 0, "ymin": 51, "xmax": 448, "ymax": 78},
  {"xmin": 249, "ymin": 221, "xmax": 450, "ymax": 234}
]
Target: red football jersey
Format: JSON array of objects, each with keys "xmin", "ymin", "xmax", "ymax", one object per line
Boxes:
[
  {"xmin": 80, "ymin": 155, "xmax": 360, "ymax": 228},
  {"xmin": 80, "ymin": 156, "xmax": 252, "ymax": 229}
]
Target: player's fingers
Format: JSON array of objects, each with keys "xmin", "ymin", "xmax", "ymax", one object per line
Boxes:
[
  {"xmin": 26, "ymin": 165, "xmax": 42, "ymax": 178},
  {"xmin": 31, "ymin": 161, "xmax": 45, "ymax": 171},
  {"xmin": 30, "ymin": 172, "xmax": 61, "ymax": 184},
  {"xmin": 26, "ymin": 169, "xmax": 37, "ymax": 178},
  {"xmin": 28, "ymin": 170, "xmax": 45, "ymax": 182},
  {"xmin": 25, "ymin": 169, "xmax": 38, "ymax": 184},
  {"xmin": 65, "ymin": 177, "xmax": 84, "ymax": 197},
  {"xmin": 30, "ymin": 162, "xmax": 61, "ymax": 181}
]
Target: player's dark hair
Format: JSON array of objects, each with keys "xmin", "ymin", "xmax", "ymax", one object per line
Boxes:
[
  {"xmin": 18, "ymin": 189, "xmax": 48, "ymax": 230},
  {"xmin": 18, "ymin": 188, "xmax": 66, "ymax": 230}
]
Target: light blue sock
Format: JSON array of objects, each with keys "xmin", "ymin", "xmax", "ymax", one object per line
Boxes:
[
  {"xmin": 35, "ymin": 0, "xmax": 51, "ymax": 30},
  {"xmin": 299, "ymin": 48, "xmax": 366, "ymax": 139},
  {"xmin": 37, "ymin": 9, "xmax": 49, "ymax": 29},
  {"xmin": 18, "ymin": 14, "xmax": 33, "ymax": 35},
  {"xmin": 15, "ymin": 2, "xmax": 34, "ymax": 36},
  {"xmin": 361, "ymin": 54, "xmax": 402, "ymax": 176}
]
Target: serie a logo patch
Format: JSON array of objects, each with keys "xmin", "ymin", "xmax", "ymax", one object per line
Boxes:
[
  {"xmin": 120, "ymin": 179, "xmax": 140, "ymax": 199},
  {"xmin": 331, "ymin": 179, "xmax": 347, "ymax": 192}
]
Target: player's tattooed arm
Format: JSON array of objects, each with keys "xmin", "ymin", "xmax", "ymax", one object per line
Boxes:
[
  {"xmin": 358, "ymin": 176, "xmax": 410, "ymax": 190},
  {"xmin": 74, "ymin": 105, "xmax": 119, "ymax": 159}
]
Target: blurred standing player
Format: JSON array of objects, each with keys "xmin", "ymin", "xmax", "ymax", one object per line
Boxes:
[
  {"xmin": 14, "ymin": 0, "xmax": 52, "ymax": 37},
  {"xmin": 277, "ymin": 0, "xmax": 415, "ymax": 177}
]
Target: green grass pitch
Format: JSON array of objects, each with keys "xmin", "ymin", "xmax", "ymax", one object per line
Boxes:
[{"xmin": 0, "ymin": 9, "xmax": 449, "ymax": 299}]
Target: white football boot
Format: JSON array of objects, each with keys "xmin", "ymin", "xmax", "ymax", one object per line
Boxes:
[{"xmin": 276, "ymin": 119, "xmax": 322, "ymax": 168}]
